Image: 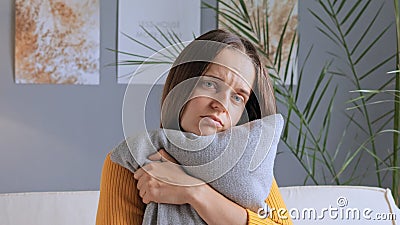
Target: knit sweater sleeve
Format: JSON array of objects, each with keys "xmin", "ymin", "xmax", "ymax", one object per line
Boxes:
[
  {"xmin": 95, "ymin": 153, "xmax": 292, "ymax": 225},
  {"xmin": 246, "ymin": 179, "xmax": 293, "ymax": 225},
  {"xmin": 96, "ymin": 153, "xmax": 145, "ymax": 225}
]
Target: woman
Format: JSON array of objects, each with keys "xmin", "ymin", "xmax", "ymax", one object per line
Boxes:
[{"xmin": 96, "ymin": 29, "xmax": 293, "ymax": 225}]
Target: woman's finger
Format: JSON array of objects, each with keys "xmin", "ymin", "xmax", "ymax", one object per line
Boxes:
[
  {"xmin": 142, "ymin": 191, "xmax": 150, "ymax": 204},
  {"xmin": 148, "ymin": 152, "xmax": 163, "ymax": 161},
  {"xmin": 136, "ymin": 174, "xmax": 145, "ymax": 190},
  {"xmin": 158, "ymin": 149, "xmax": 178, "ymax": 163},
  {"xmin": 139, "ymin": 184, "xmax": 146, "ymax": 198},
  {"xmin": 134, "ymin": 168, "xmax": 145, "ymax": 180},
  {"xmin": 148, "ymin": 149, "xmax": 178, "ymax": 163}
]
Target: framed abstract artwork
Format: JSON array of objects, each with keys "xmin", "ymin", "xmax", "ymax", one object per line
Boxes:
[
  {"xmin": 117, "ymin": 0, "xmax": 201, "ymax": 84},
  {"xmin": 15, "ymin": 0, "xmax": 100, "ymax": 85},
  {"xmin": 219, "ymin": 0, "xmax": 298, "ymax": 84}
]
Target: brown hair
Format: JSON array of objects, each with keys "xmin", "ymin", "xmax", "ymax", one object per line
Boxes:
[{"xmin": 160, "ymin": 29, "xmax": 276, "ymax": 130}]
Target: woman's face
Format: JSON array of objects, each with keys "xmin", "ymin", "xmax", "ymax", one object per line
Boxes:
[{"xmin": 180, "ymin": 48, "xmax": 256, "ymax": 136}]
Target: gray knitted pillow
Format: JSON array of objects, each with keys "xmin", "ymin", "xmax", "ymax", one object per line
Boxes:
[{"xmin": 110, "ymin": 114, "xmax": 284, "ymax": 225}]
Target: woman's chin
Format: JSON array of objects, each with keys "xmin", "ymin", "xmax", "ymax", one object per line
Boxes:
[{"xmin": 198, "ymin": 125, "xmax": 218, "ymax": 136}]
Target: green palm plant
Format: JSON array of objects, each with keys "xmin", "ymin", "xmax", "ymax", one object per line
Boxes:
[
  {"xmin": 310, "ymin": 0, "xmax": 399, "ymax": 203},
  {"xmin": 113, "ymin": 0, "xmax": 399, "ymax": 203},
  {"xmin": 345, "ymin": 0, "xmax": 400, "ymax": 204}
]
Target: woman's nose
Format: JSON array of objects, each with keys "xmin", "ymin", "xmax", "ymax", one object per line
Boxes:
[{"xmin": 210, "ymin": 91, "xmax": 229, "ymax": 112}]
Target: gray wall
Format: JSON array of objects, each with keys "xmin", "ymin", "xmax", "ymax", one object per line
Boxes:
[
  {"xmin": 0, "ymin": 0, "xmax": 396, "ymax": 193},
  {"xmin": 0, "ymin": 0, "xmax": 217, "ymax": 193}
]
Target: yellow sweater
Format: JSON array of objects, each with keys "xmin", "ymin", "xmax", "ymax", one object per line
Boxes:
[{"xmin": 96, "ymin": 153, "xmax": 293, "ymax": 225}]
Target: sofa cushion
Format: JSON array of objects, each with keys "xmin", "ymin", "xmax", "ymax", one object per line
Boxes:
[{"xmin": 0, "ymin": 191, "xmax": 99, "ymax": 225}]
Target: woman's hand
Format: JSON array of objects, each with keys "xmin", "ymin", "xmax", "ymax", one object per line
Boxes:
[
  {"xmin": 133, "ymin": 149, "xmax": 204, "ymax": 205},
  {"xmin": 134, "ymin": 149, "xmax": 248, "ymax": 225}
]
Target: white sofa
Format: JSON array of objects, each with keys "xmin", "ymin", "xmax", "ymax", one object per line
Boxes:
[
  {"xmin": 0, "ymin": 186, "xmax": 398, "ymax": 225},
  {"xmin": 279, "ymin": 186, "xmax": 400, "ymax": 224},
  {"xmin": 0, "ymin": 191, "xmax": 100, "ymax": 225}
]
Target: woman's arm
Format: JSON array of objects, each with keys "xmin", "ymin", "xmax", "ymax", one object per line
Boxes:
[
  {"xmin": 187, "ymin": 183, "xmax": 247, "ymax": 225},
  {"xmin": 96, "ymin": 153, "xmax": 145, "ymax": 225},
  {"xmin": 187, "ymin": 178, "xmax": 293, "ymax": 225},
  {"xmin": 96, "ymin": 149, "xmax": 292, "ymax": 225},
  {"xmin": 135, "ymin": 150, "xmax": 293, "ymax": 225}
]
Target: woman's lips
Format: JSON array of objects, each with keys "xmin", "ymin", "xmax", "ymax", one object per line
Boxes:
[{"xmin": 201, "ymin": 116, "xmax": 223, "ymax": 128}]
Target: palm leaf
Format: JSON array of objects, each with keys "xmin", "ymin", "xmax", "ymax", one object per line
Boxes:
[
  {"xmin": 339, "ymin": 0, "xmax": 363, "ymax": 26},
  {"xmin": 343, "ymin": 0, "xmax": 372, "ymax": 36},
  {"xmin": 350, "ymin": 3, "xmax": 385, "ymax": 55}
]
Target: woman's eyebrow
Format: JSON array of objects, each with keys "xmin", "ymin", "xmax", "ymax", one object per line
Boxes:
[
  {"xmin": 238, "ymin": 88, "xmax": 251, "ymax": 97},
  {"xmin": 203, "ymin": 74, "xmax": 251, "ymax": 97}
]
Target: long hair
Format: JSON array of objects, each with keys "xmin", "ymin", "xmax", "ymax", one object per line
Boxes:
[{"xmin": 160, "ymin": 29, "xmax": 276, "ymax": 130}]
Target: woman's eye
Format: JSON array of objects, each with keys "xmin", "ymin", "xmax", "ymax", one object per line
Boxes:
[
  {"xmin": 202, "ymin": 81, "xmax": 216, "ymax": 89},
  {"xmin": 232, "ymin": 94, "xmax": 244, "ymax": 103}
]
